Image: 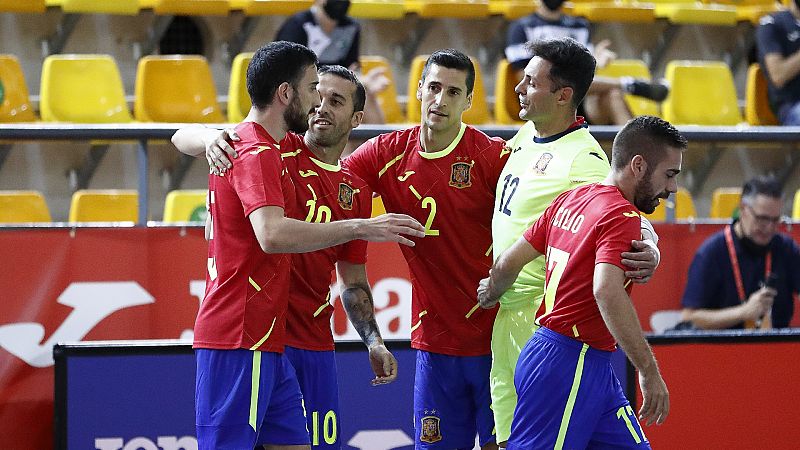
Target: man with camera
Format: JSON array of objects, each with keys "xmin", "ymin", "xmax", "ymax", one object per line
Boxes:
[{"xmin": 681, "ymin": 176, "xmax": 800, "ymax": 329}]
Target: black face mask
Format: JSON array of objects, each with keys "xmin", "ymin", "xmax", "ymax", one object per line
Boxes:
[
  {"xmin": 323, "ymin": 0, "xmax": 350, "ymax": 21},
  {"xmin": 542, "ymin": 0, "xmax": 566, "ymax": 12}
]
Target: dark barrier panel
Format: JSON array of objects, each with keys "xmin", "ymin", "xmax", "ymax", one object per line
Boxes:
[{"xmin": 628, "ymin": 330, "xmax": 800, "ymax": 449}]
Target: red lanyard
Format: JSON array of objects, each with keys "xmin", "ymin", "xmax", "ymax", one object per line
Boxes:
[{"xmin": 724, "ymin": 225, "xmax": 771, "ymax": 303}]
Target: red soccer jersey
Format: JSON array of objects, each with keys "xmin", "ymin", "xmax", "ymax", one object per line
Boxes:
[
  {"xmin": 524, "ymin": 183, "xmax": 640, "ymax": 351},
  {"xmin": 345, "ymin": 124, "xmax": 509, "ymax": 356},
  {"xmin": 281, "ymin": 132, "xmax": 372, "ymax": 351},
  {"xmin": 194, "ymin": 122, "xmax": 296, "ymax": 353}
]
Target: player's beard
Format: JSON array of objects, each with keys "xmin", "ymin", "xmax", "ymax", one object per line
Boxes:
[
  {"xmin": 284, "ymin": 95, "xmax": 310, "ymax": 134},
  {"xmin": 309, "ymin": 115, "xmax": 349, "ymax": 147},
  {"xmin": 633, "ymin": 168, "xmax": 669, "ymax": 214}
]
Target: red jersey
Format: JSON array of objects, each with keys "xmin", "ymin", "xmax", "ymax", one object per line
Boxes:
[
  {"xmin": 194, "ymin": 122, "xmax": 296, "ymax": 353},
  {"xmin": 281, "ymin": 132, "xmax": 372, "ymax": 351},
  {"xmin": 524, "ymin": 183, "xmax": 640, "ymax": 351},
  {"xmin": 345, "ymin": 124, "xmax": 509, "ymax": 356}
]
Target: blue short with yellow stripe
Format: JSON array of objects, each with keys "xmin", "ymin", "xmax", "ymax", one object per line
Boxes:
[
  {"xmin": 507, "ymin": 327, "xmax": 650, "ymax": 450},
  {"xmin": 285, "ymin": 346, "xmax": 341, "ymax": 449},
  {"xmin": 195, "ymin": 348, "xmax": 310, "ymax": 449}
]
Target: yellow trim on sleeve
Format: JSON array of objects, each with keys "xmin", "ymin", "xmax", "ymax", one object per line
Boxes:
[
  {"xmin": 248, "ymin": 277, "xmax": 261, "ymax": 292},
  {"xmin": 378, "ymin": 152, "xmax": 405, "ymax": 178}
]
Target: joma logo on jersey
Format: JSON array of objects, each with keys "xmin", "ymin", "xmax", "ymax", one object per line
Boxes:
[
  {"xmin": 449, "ymin": 160, "xmax": 474, "ymax": 189},
  {"xmin": 338, "ymin": 183, "xmax": 355, "ymax": 210},
  {"xmin": 420, "ymin": 416, "xmax": 442, "ymax": 443}
]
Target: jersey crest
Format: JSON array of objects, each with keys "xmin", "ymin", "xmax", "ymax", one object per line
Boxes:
[
  {"xmin": 533, "ymin": 152, "xmax": 554, "ymax": 175},
  {"xmin": 449, "ymin": 159, "xmax": 474, "ymax": 189},
  {"xmin": 337, "ymin": 182, "xmax": 356, "ymax": 210},
  {"xmin": 420, "ymin": 415, "xmax": 442, "ymax": 443}
]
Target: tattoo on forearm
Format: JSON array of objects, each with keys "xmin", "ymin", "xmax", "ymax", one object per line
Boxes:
[{"xmin": 341, "ymin": 283, "xmax": 382, "ymax": 347}]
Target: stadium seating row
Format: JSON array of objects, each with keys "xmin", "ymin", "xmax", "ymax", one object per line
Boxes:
[
  {"xmin": 0, "ymin": 53, "xmax": 774, "ymax": 126},
  {"xmin": 0, "ymin": 0, "xmax": 782, "ymax": 25},
  {"xmin": 3, "ymin": 187, "xmax": 798, "ymax": 224}
]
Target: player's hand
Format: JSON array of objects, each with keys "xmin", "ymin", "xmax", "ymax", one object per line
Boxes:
[
  {"xmin": 368, "ymin": 344, "xmax": 398, "ymax": 386},
  {"xmin": 477, "ymin": 275, "xmax": 498, "ymax": 309},
  {"xmin": 358, "ymin": 214, "xmax": 426, "ymax": 247},
  {"xmin": 622, "ymin": 240, "xmax": 658, "ymax": 284},
  {"xmin": 741, "ymin": 286, "xmax": 776, "ymax": 322},
  {"xmin": 594, "ymin": 39, "xmax": 617, "ymax": 68},
  {"xmin": 361, "ymin": 66, "xmax": 390, "ymax": 95},
  {"xmin": 206, "ymin": 128, "xmax": 240, "ymax": 175},
  {"xmin": 638, "ymin": 369, "xmax": 669, "ymax": 426}
]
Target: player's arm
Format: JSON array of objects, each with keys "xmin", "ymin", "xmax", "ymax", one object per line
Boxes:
[
  {"xmin": 594, "ymin": 262, "xmax": 669, "ymax": 426},
  {"xmin": 621, "ymin": 216, "xmax": 660, "ymax": 284},
  {"xmin": 249, "ymin": 206, "xmax": 425, "ymax": 253},
  {"xmin": 478, "ymin": 236, "xmax": 543, "ymax": 309},
  {"xmin": 337, "ymin": 261, "xmax": 397, "ymax": 385},
  {"xmin": 757, "ymin": 19, "xmax": 800, "ymax": 88},
  {"xmin": 171, "ymin": 125, "xmax": 239, "ymax": 175}
]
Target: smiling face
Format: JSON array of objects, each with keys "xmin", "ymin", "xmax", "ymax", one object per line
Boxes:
[
  {"xmin": 633, "ymin": 147, "xmax": 682, "ymax": 214},
  {"xmin": 417, "ymin": 64, "xmax": 472, "ymax": 132},
  {"xmin": 306, "ymin": 72, "xmax": 361, "ymax": 147}
]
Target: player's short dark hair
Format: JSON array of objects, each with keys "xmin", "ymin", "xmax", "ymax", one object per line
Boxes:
[
  {"xmin": 247, "ymin": 41, "xmax": 317, "ymax": 109},
  {"xmin": 421, "ymin": 49, "xmax": 475, "ymax": 95},
  {"xmin": 611, "ymin": 115, "xmax": 688, "ymax": 170},
  {"xmin": 526, "ymin": 37, "xmax": 595, "ymax": 108},
  {"xmin": 318, "ymin": 64, "xmax": 366, "ymax": 113},
  {"xmin": 742, "ymin": 175, "xmax": 783, "ymax": 203}
]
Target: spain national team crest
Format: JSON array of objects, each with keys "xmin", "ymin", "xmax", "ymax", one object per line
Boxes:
[
  {"xmin": 449, "ymin": 159, "xmax": 474, "ymax": 189},
  {"xmin": 420, "ymin": 415, "xmax": 442, "ymax": 443},
  {"xmin": 338, "ymin": 182, "xmax": 355, "ymax": 210},
  {"xmin": 533, "ymin": 152, "xmax": 554, "ymax": 175}
]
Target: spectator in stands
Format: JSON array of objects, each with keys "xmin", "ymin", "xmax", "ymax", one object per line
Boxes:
[
  {"xmin": 276, "ymin": 0, "xmax": 388, "ymax": 123},
  {"xmin": 681, "ymin": 176, "xmax": 800, "ymax": 330},
  {"xmin": 756, "ymin": 0, "xmax": 800, "ymax": 125},
  {"xmin": 505, "ymin": 0, "xmax": 669, "ymax": 125}
]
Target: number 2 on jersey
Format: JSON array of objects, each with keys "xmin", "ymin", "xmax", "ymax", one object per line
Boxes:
[{"xmin": 498, "ymin": 174, "xmax": 519, "ymax": 216}]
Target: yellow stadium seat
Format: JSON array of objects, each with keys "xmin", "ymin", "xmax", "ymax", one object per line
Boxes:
[
  {"xmin": 643, "ymin": 188, "xmax": 696, "ymax": 222},
  {"xmin": 237, "ymin": 0, "xmax": 312, "ymax": 15},
  {"xmin": 407, "ymin": 54, "xmax": 491, "ymax": 125},
  {"xmin": 0, "ymin": 0, "xmax": 46, "ymax": 12},
  {"xmin": 651, "ymin": 0, "xmax": 738, "ymax": 25},
  {"xmin": 0, "ymin": 55, "xmax": 36, "ymax": 122},
  {"xmin": 662, "ymin": 60, "xmax": 743, "ymax": 125},
  {"xmin": 350, "ymin": 0, "xmax": 406, "ymax": 19},
  {"xmin": 152, "ymin": 0, "xmax": 230, "ymax": 15},
  {"xmin": 163, "ymin": 189, "xmax": 208, "ymax": 222},
  {"xmin": 488, "ymin": 0, "xmax": 535, "ymax": 19},
  {"xmin": 571, "ymin": 0, "xmax": 656, "ymax": 23},
  {"xmin": 596, "ymin": 59, "xmax": 661, "ymax": 117},
  {"xmin": 0, "ymin": 191, "xmax": 52, "ymax": 223},
  {"xmin": 228, "ymin": 52, "xmax": 253, "ymax": 124},
  {"xmin": 135, "ymin": 55, "xmax": 225, "ymax": 123},
  {"xmin": 405, "ymin": 0, "xmax": 490, "ymax": 18},
  {"xmin": 494, "ymin": 59, "xmax": 524, "ymax": 125},
  {"xmin": 371, "ymin": 196, "xmax": 386, "ymax": 217},
  {"xmin": 40, "ymin": 55, "xmax": 133, "ymax": 123},
  {"xmin": 360, "ymin": 56, "xmax": 405, "ymax": 124},
  {"xmin": 793, "ymin": 189, "xmax": 800, "ymax": 220},
  {"xmin": 710, "ymin": 187, "xmax": 742, "ymax": 219},
  {"xmin": 745, "ymin": 63, "xmax": 778, "ymax": 126},
  {"xmin": 59, "ymin": 0, "xmax": 140, "ymax": 14},
  {"xmin": 69, "ymin": 190, "xmax": 138, "ymax": 223},
  {"xmin": 703, "ymin": 0, "xmax": 778, "ymax": 23}
]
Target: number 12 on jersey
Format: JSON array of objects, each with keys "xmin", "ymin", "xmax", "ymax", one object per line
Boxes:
[{"xmin": 498, "ymin": 174, "xmax": 519, "ymax": 216}]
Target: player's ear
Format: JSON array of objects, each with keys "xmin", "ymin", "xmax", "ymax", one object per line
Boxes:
[
  {"xmin": 417, "ymin": 80, "xmax": 423, "ymax": 101},
  {"xmin": 558, "ymin": 86, "xmax": 573, "ymax": 106},
  {"xmin": 351, "ymin": 110, "xmax": 364, "ymax": 128},
  {"xmin": 277, "ymin": 81, "xmax": 293, "ymax": 106},
  {"xmin": 631, "ymin": 154, "xmax": 647, "ymax": 178}
]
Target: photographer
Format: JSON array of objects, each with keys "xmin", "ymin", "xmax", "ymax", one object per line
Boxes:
[{"xmin": 681, "ymin": 176, "xmax": 800, "ymax": 329}]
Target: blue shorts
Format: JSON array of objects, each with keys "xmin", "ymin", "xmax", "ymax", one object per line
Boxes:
[
  {"xmin": 508, "ymin": 327, "xmax": 650, "ymax": 450},
  {"xmin": 195, "ymin": 349, "xmax": 310, "ymax": 449},
  {"xmin": 414, "ymin": 350, "xmax": 495, "ymax": 449},
  {"xmin": 285, "ymin": 346, "xmax": 341, "ymax": 449}
]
